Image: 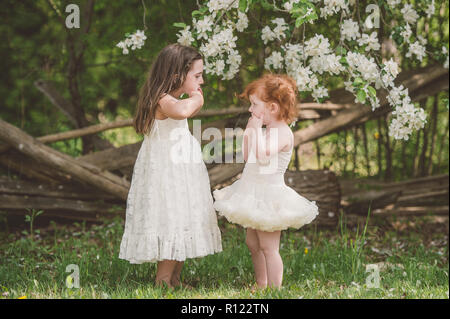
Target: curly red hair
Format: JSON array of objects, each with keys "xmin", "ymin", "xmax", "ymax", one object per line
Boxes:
[{"xmin": 238, "ymin": 73, "xmax": 298, "ymax": 124}]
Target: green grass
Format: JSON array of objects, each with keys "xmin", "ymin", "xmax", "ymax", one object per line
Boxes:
[{"xmin": 0, "ymin": 211, "xmax": 448, "ymax": 299}]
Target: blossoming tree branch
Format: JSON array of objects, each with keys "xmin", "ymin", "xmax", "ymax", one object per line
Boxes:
[{"xmin": 119, "ymin": 0, "xmax": 449, "ymax": 141}]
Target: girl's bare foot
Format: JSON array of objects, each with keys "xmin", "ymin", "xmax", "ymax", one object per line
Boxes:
[
  {"xmin": 155, "ymin": 279, "xmax": 174, "ymax": 290},
  {"xmin": 250, "ymin": 283, "xmax": 267, "ymax": 293},
  {"xmin": 171, "ymin": 279, "xmax": 194, "ymax": 290}
]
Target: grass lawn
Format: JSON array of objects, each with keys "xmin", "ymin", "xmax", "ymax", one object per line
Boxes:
[{"xmin": 0, "ymin": 210, "xmax": 448, "ymax": 299}]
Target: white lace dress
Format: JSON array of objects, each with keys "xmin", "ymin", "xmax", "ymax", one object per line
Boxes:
[
  {"xmin": 119, "ymin": 118, "xmax": 222, "ymax": 264},
  {"xmin": 213, "ymin": 136, "xmax": 319, "ymax": 232}
]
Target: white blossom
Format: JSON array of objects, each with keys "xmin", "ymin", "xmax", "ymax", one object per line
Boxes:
[
  {"xmin": 387, "ymin": 0, "xmax": 401, "ymax": 8},
  {"xmin": 261, "ymin": 26, "xmax": 276, "ymax": 44},
  {"xmin": 207, "ymin": 0, "xmax": 239, "ymax": 13},
  {"xmin": 283, "ymin": 0, "xmax": 300, "ymax": 11},
  {"xmin": 426, "ymin": 1, "xmax": 436, "ymax": 18},
  {"xmin": 310, "ymin": 54, "xmax": 344, "ymax": 75},
  {"xmin": 272, "ymin": 18, "xmax": 289, "ymax": 41},
  {"xmin": 401, "ymin": 4, "xmax": 419, "ymax": 25},
  {"xmin": 341, "ymin": 19, "xmax": 360, "ymax": 41},
  {"xmin": 116, "ymin": 29, "xmax": 147, "ymax": 54},
  {"xmin": 265, "ymin": 51, "xmax": 284, "ymax": 70},
  {"xmin": 214, "ymin": 59, "xmax": 225, "ymax": 74},
  {"xmin": 177, "ymin": 26, "xmax": 194, "ymax": 46},
  {"xmin": 384, "ymin": 58, "xmax": 400, "ymax": 78},
  {"xmin": 406, "ymin": 41, "xmax": 426, "ymax": 62},
  {"xmin": 116, "ymin": 41, "xmax": 129, "ymax": 55},
  {"xmin": 320, "ymin": 0, "xmax": 349, "ymax": 18},
  {"xmin": 291, "ymin": 66, "xmax": 313, "ymax": 91},
  {"xmin": 443, "ymin": 46, "xmax": 449, "ymax": 69},
  {"xmin": 194, "ymin": 15, "xmax": 213, "ymax": 40},
  {"xmin": 312, "ymin": 86, "xmax": 328, "ymax": 101},
  {"xmin": 236, "ymin": 11, "xmax": 249, "ymax": 32},
  {"xmin": 400, "ymin": 23, "xmax": 413, "ymax": 43},
  {"xmin": 130, "ymin": 30, "xmax": 147, "ymax": 50},
  {"xmin": 305, "ymin": 34, "xmax": 331, "ymax": 57},
  {"xmin": 358, "ymin": 32, "xmax": 381, "ymax": 51}
]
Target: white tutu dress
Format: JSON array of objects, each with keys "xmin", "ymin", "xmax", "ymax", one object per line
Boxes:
[
  {"xmin": 213, "ymin": 138, "xmax": 319, "ymax": 232},
  {"xmin": 119, "ymin": 118, "xmax": 222, "ymax": 264}
]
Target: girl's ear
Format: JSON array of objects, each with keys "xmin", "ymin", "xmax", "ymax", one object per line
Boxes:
[{"xmin": 270, "ymin": 102, "xmax": 280, "ymax": 114}]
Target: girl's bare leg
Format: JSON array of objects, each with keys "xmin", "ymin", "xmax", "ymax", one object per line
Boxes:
[
  {"xmin": 256, "ymin": 230, "xmax": 283, "ymax": 288},
  {"xmin": 246, "ymin": 228, "xmax": 268, "ymax": 288},
  {"xmin": 170, "ymin": 261, "xmax": 184, "ymax": 287},
  {"xmin": 155, "ymin": 260, "xmax": 177, "ymax": 288}
]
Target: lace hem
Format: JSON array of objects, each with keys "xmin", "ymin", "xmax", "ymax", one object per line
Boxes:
[{"xmin": 119, "ymin": 228, "xmax": 222, "ymax": 264}]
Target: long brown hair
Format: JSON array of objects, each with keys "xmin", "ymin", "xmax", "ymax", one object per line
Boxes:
[{"xmin": 133, "ymin": 43, "xmax": 202, "ymax": 136}]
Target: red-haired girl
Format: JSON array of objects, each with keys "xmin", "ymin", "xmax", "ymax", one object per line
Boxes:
[{"xmin": 213, "ymin": 74, "xmax": 319, "ymax": 289}]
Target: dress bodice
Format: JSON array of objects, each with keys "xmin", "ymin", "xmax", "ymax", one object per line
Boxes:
[
  {"xmin": 242, "ymin": 137, "xmax": 293, "ymax": 185},
  {"xmin": 145, "ymin": 118, "xmax": 190, "ymax": 141}
]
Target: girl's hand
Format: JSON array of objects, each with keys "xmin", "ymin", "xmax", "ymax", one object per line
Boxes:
[
  {"xmin": 247, "ymin": 113, "xmax": 263, "ymax": 129},
  {"xmin": 189, "ymin": 88, "xmax": 204, "ymax": 106}
]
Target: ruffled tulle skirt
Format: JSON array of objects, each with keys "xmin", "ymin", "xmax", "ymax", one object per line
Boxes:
[
  {"xmin": 119, "ymin": 133, "xmax": 222, "ymax": 264},
  {"xmin": 213, "ymin": 171, "xmax": 319, "ymax": 232}
]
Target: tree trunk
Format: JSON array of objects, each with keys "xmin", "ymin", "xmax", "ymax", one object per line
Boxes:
[
  {"xmin": 412, "ymin": 128, "xmax": 422, "ymax": 177},
  {"xmin": 352, "ymin": 125, "xmax": 359, "ymax": 175},
  {"xmin": 343, "ymin": 129, "xmax": 348, "ymax": 175},
  {"xmin": 361, "ymin": 122, "xmax": 371, "ymax": 176},
  {"xmin": 436, "ymin": 115, "xmax": 449, "ymax": 173},
  {"xmin": 294, "ymin": 146, "xmax": 300, "ymax": 171},
  {"xmin": 314, "ymin": 120, "xmax": 321, "ymax": 169},
  {"xmin": 376, "ymin": 118, "xmax": 383, "ymax": 179},
  {"xmin": 427, "ymin": 95, "xmax": 439, "ymax": 175},
  {"xmin": 418, "ymin": 99, "xmax": 430, "ymax": 177},
  {"xmin": 382, "ymin": 114, "xmax": 393, "ymax": 181}
]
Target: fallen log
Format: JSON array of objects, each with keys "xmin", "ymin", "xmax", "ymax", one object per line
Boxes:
[
  {"xmin": 395, "ymin": 189, "xmax": 449, "ymax": 207},
  {"xmin": 209, "ymin": 163, "xmax": 245, "ymax": 188},
  {"xmin": 372, "ymin": 205, "xmax": 449, "ymax": 217},
  {"xmin": 284, "ymin": 169, "xmax": 341, "ymax": 226},
  {"xmin": 0, "ymin": 119, "xmax": 130, "ymax": 200},
  {"xmin": 0, "ymin": 194, "xmax": 122, "ymax": 215},
  {"xmin": 342, "ymin": 190, "xmax": 403, "ymax": 215},
  {"xmin": 0, "ymin": 176, "xmax": 117, "ymax": 201},
  {"xmin": 339, "ymin": 174, "xmax": 448, "ymax": 192},
  {"xmin": 4, "ymin": 208, "xmax": 124, "ymax": 222},
  {"xmin": 0, "ymin": 150, "xmax": 65, "ymax": 185}
]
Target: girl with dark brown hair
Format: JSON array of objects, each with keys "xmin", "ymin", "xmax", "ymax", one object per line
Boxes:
[{"xmin": 119, "ymin": 44, "xmax": 222, "ymax": 289}]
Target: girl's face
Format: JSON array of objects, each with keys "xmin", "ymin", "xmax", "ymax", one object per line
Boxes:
[
  {"xmin": 249, "ymin": 93, "xmax": 271, "ymax": 125},
  {"xmin": 180, "ymin": 59, "xmax": 204, "ymax": 94}
]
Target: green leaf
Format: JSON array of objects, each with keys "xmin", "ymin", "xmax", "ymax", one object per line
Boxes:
[
  {"xmin": 367, "ymin": 86, "xmax": 377, "ymax": 97},
  {"xmin": 353, "ymin": 77, "xmax": 364, "ymax": 86},
  {"xmin": 336, "ymin": 46, "xmax": 347, "ymax": 55},
  {"xmin": 339, "ymin": 56, "xmax": 348, "ymax": 66},
  {"xmin": 173, "ymin": 22, "xmax": 187, "ymax": 29},
  {"xmin": 192, "ymin": 10, "xmax": 203, "ymax": 18},
  {"xmin": 295, "ymin": 17, "xmax": 305, "ymax": 28},
  {"xmin": 357, "ymin": 90, "xmax": 366, "ymax": 103},
  {"xmin": 239, "ymin": 0, "xmax": 247, "ymax": 12},
  {"xmin": 260, "ymin": 0, "xmax": 273, "ymax": 10}
]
